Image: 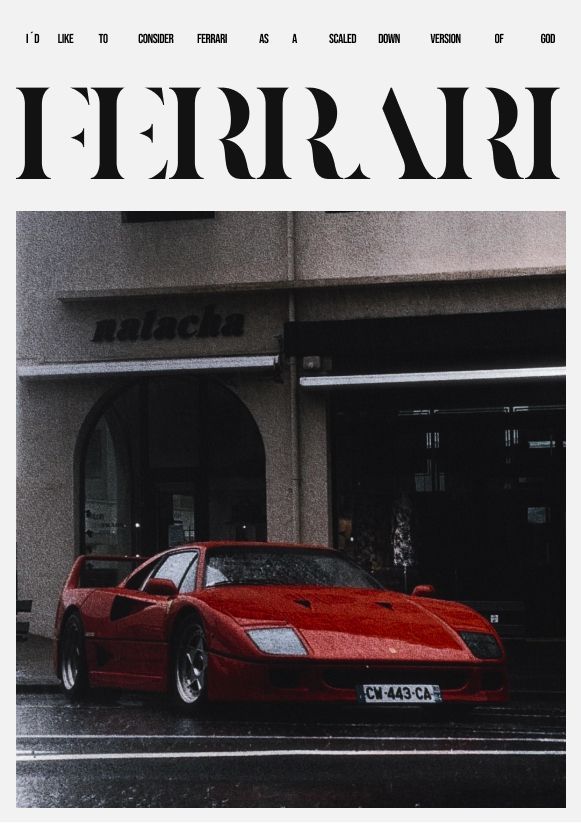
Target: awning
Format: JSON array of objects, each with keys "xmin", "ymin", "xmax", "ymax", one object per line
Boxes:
[
  {"xmin": 300, "ymin": 365, "xmax": 566, "ymax": 390},
  {"xmin": 17, "ymin": 354, "xmax": 279, "ymax": 380}
]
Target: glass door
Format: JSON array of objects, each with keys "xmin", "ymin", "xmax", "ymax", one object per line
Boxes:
[{"xmin": 155, "ymin": 483, "xmax": 197, "ymax": 550}]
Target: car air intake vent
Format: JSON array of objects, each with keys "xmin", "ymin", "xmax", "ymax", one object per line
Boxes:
[
  {"xmin": 294, "ymin": 598, "xmax": 312, "ymax": 609},
  {"xmin": 376, "ymin": 602, "xmax": 393, "ymax": 609},
  {"xmin": 110, "ymin": 595, "xmax": 150, "ymax": 621}
]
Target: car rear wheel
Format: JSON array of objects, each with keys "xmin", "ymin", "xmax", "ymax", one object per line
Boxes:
[
  {"xmin": 171, "ymin": 616, "xmax": 208, "ymax": 713},
  {"xmin": 60, "ymin": 613, "xmax": 88, "ymax": 699}
]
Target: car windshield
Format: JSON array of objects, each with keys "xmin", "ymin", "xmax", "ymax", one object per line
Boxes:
[{"xmin": 204, "ymin": 546, "xmax": 383, "ymax": 590}]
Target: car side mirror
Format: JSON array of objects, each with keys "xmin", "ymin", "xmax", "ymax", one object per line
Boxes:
[
  {"xmin": 411, "ymin": 584, "xmax": 436, "ymax": 598},
  {"xmin": 144, "ymin": 577, "xmax": 179, "ymax": 597}
]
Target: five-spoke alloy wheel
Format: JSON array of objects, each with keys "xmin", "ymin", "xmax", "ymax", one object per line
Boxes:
[
  {"xmin": 171, "ymin": 616, "xmax": 208, "ymax": 713},
  {"xmin": 60, "ymin": 612, "xmax": 88, "ymax": 698}
]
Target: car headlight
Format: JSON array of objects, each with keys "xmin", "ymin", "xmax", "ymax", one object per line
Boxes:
[
  {"xmin": 246, "ymin": 627, "xmax": 308, "ymax": 656},
  {"xmin": 459, "ymin": 631, "xmax": 503, "ymax": 659}
]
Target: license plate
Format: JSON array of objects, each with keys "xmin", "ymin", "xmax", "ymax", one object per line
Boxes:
[{"xmin": 356, "ymin": 684, "xmax": 442, "ymax": 704}]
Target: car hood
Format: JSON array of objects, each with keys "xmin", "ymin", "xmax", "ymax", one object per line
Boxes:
[{"xmin": 200, "ymin": 586, "xmax": 488, "ymax": 662}]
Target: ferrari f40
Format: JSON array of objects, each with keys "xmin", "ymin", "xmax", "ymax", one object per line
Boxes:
[{"xmin": 54, "ymin": 542, "xmax": 508, "ymax": 712}]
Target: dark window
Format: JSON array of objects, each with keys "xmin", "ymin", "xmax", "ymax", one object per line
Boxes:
[
  {"xmin": 79, "ymin": 559, "xmax": 136, "ymax": 588},
  {"xmin": 331, "ymin": 384, "xmax": 565, "ymax": 639},
  {"xmin": 82, "ymin": 410, "xmax": 131, "ymax": 555},
  {"xmin": 81, "ymin": 377, "xmax": 266, "ymax": 556}
]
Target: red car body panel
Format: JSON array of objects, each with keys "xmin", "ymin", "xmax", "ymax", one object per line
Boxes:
[{"xmin": 54, "ymin": 542, "xmax": 508, "ymax": 704}]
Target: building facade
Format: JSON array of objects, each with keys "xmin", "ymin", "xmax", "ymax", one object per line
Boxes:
[{"xmin": 17, "ymin": 211, "xmax": 565, "ymax": 639}]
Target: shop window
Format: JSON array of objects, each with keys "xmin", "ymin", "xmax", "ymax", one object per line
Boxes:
[
  {"xmin": 504, "ymin": 428, "xmax": 519, "ymax": 448},
  {"xmin": 331, "ymin": 392, "xmax": 565, "ymax": 639},
  {"xmin": 425, "ymin": 431, "xmax": 440, "ymax": 449},
  {"xmin": 81, "ymin": 377, "xmax": 266, "ymax": 555},
  {"xmin": 414, "ymin": 459, "xmax": 446, "ymax": 493},
  {"xmin": 527, "ymin": 506, "xmax": 550, "ymax": 525},
  {"xmin": 83, "ymin": 411, "xmax": 132, "ymax": 555},
  {"xmin": 170, "ymin": 495, "xmax": 195, "ymax": 544}
]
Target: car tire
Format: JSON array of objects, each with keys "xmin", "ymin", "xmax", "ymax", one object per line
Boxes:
[
  {"xmin": 170, "ymin": 615, "xmax": 209, "ymax": 714},
  {"xmin": 59, "ymin": 612, "xmax": 89, "ymax": 699}
]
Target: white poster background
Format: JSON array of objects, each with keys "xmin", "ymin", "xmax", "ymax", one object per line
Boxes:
[{"xmin": 2, "ymin": 0, "xmax": 576, "ymax": 819}]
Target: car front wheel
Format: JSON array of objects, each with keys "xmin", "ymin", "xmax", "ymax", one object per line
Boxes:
[
  {"xmin": 171, "ymin": 616, "xmax": 208, "ymax": 713},
  {"xmin": 60, "ymin": 612, "xmax": 89, "ymax": 699}
]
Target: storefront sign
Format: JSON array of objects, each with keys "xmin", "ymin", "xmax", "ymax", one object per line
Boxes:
[{"xmin": 92, "ymin": 305, "xmax": 245, "ymax": 342}]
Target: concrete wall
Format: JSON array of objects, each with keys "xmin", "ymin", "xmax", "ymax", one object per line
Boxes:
[
  {"xmin": 17, "ymin": 211, "xmax": 564, "ymax": 307},
  {"xmin": 297, "ymin": 391, "xmax": 330, "ymax": 546},
  {"xmin": 17, "ymin": 379, "xmax": 114, "ymax": 634},
  {"xmin": 295, "ymin": 276, "xmax": 566, "ymax": 323},
  {"xmin": 295, "ymin": 212, "xmax": 565, "ymax": 282},
  {"xmin": 16, "ymin": 211, "xmax": 288, "ymax": 296},
  {"xmin": 227, "ymin": 373, "xmax": 297, "ymax": 544}
]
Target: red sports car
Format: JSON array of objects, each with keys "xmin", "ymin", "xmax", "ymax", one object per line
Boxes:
[{"xmin": 54, "ymin": 542, "xmax": 508, "ymax": 712}]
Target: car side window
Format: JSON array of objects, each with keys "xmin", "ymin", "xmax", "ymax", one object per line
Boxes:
[
  {"xmin": 179, "ymin": 554, "xmax": 199, "ymax": 593},
  {"xmin": 123, "ymin": 559, "xmax": 159, "ymax": 590},
  {"xmin": 153, "ymin": 552, "xmax": 196, "ymax": 589}
]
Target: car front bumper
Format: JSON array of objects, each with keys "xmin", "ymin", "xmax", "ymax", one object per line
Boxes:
[{"xmin": 207, "ymin": 652, "xmax": 509, "ymax": 704}]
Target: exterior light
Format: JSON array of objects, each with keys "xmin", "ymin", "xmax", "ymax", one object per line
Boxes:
[
  {"xmin": 246, "ymin": 627, "xmax": 308, "ymax": 656},
  {"xmin": 302, "ymin": 355, "xmax": 322, "ymax": 371}
]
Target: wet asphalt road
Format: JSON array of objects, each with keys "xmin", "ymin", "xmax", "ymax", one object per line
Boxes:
[{"xmin": 16, "ymin": 693, "xmax": 565, "ymax": 808}]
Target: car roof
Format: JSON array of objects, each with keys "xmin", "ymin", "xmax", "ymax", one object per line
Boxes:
[
  {"xmin": 136, "ymin": 541, "xmax": 333, "ymax": 564},
  {"xmin": 173, "ymin": 541, "xmax": 332, "ymax": 551}
]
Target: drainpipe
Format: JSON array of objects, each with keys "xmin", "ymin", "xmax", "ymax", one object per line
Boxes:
[{"xmin": 286, "ymin": 212, "xmax": 301, "ymax": 542}]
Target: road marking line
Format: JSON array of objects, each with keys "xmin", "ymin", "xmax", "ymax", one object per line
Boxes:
[
  {"xmin": 477, "ymin": 712, "xmax": 564, "ymax": 719},
  {"xmin": 15, "ymin": 734, "xmax": 565, "ymax": 744},
  {"xmin": 16, "ymin": 748, "xmax": 566, "ymax": 763}
]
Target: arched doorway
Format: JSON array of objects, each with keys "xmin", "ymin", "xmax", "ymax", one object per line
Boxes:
[{"xmin": 80, "ymin": 376, "xmax": 266, "ymax": 555}]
